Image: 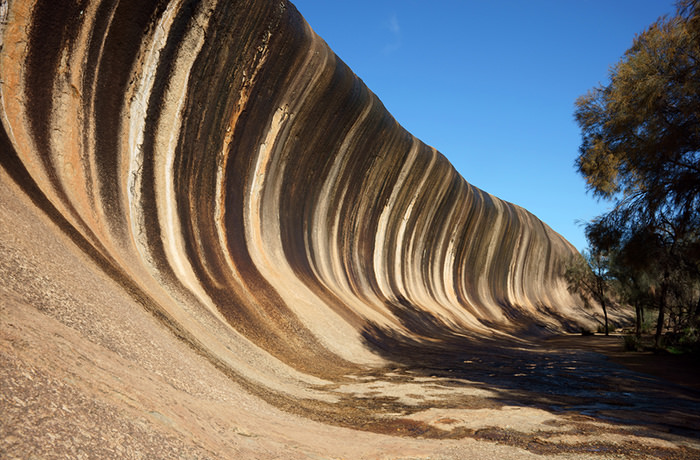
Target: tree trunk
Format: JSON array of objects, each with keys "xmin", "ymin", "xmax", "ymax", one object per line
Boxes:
[
  {"xmin": 654, "ymin": 301, "xmax": 665, "ymax": 348},
  {"xmin": 597, "ymin": 278, "xmax": 609, "ymax": 336},
  {"xmin": 654, "ymin": 280, "xmax": 669, "ymax": 349},
  {"xmin": 635, "ymin": 300, "xmax": 642, "ymax": 338},
  {"xmin": 602, "ymin": 298, "xmax": 609, "ymax": 336}
]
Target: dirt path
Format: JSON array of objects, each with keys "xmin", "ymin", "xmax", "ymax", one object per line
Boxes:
[
  {"xmin": 541, "ymin": 334, "xmax": 700, "ymax": 393},
  {"xmin": 356, "ymin": 327, "xmax": 700, "ymax": 457}
]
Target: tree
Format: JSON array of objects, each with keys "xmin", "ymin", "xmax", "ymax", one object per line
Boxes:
[
  {"xmin": 565, "ymin": 249, "xmax": 612, "ymax": 335},
  {"xmin": 584, "ymin": 203, "xmax": 697, "ymax": 347},
  {"xmin": 610, "ymin": 226, "xmax": 658, "ymax": 338},
  {"xmin": 574, "ymin": 0, "xmax": 700, "ymax": 348},
  {"xmin": 574, "ymin": 1, "xmax": 700, "ymax": 231}
]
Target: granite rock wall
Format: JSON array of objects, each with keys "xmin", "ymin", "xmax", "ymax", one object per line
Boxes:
[{"xmin": 0, "ymin": 0, "xmax": 593, "ymax": 401}]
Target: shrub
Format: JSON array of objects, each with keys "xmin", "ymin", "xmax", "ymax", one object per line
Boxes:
[{"xmin": 623, "ymin": 334, "xmax": 642, "ymax": 351}]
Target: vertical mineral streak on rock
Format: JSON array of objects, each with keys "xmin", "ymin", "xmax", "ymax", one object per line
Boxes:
[
  {"xmin": 213, "ymin": 3, "xmax": 270, "ymax": 292},
  {"xmin": 0, "ymin": 0, "xmax": 62, "ymax": 229},
  {"xmin": 243, "ymin": 27, "xmax": 383, "ymax": 364},
  {"xmin": 510, "ymin": 211, "xmax": 530, "ymax": 309},
  {"xmin": 383, "ymin": 141, "xmax": 421, "ymax": 308},
  {"xmin": 47, "ymin": 0, "xmax": 96, "ymax": 229},
  {"xmin": 154, "ymin": 0, "xmax": 224, "ymax": 321},
  {"xmin": 430, "ymin": 173, "xmax": 468, "ymax": 317},
  {"xmin": 373, "ymin": 139, "xmax": 419, "ymax": 303},
  {"xmin": 126, "ymin": 0, "xmax": 185, "ymax": 276},
  {"xmin": 395, "ymin": 146, "xmax": 437, "ymax": 304},
  {"xmin": 308, "ymin": 93, "xmax": 394, "ymax": 327},
  {"xmin": 83, "ymin": 0, "xmax": 118, "ymax": 220}
]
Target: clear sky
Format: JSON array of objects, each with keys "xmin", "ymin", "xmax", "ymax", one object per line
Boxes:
[{"xmin": 291, "ymin": 0, "xmax": 677, "ymax": 251}]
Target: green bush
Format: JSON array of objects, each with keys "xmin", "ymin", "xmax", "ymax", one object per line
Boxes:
[
  {"xmin": 623, "ymin": 334, "xmax": 642, "ymax": 351},
  {"xmin": 678, "ymin": 327, "xmax": 699, "ymax": 347}
]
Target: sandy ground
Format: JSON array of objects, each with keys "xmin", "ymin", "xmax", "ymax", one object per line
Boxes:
[{"xmin": 543, "ymin": 334, "xmax": 700, "ymax": 392}]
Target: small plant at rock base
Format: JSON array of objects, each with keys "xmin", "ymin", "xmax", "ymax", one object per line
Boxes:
[
  {"xmin": 623, "ymin": 334, "xmax": 642, "ymax": 351},
  {"xmin": 679, "ymin": 327, "xmax": 699, "ymax": 347}
]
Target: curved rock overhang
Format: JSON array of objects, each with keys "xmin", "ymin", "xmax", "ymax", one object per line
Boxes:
[{"xmin": 0, "ymin": 0, "xmax": 596, "ymax": 423}]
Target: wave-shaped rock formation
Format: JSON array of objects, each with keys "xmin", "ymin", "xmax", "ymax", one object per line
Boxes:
[{"xmin": 0, "ymin": 0, "xmax": 627, "ymax": 457}]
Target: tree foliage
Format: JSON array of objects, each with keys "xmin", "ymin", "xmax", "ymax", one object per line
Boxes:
[
  {"xmin": 574, "ymin": 1, "xmax": 700, "ymax": 349},
  {"xmin": 565, "ymin": 249, "xmax": 612, "ymax": 335},
  {"xmin": 574, "ymin": 0, "xmax": 700, "ymax": 231}
]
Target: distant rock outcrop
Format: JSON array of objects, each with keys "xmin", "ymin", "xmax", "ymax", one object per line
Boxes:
[{"xmin": 0, "ymin": 0, "xmax": 605, "ymax": 455}]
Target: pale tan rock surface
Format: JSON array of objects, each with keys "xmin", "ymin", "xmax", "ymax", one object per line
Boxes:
[{"xmin": 1, "ymin": 1, "xmax": 699, "ymax": 458}]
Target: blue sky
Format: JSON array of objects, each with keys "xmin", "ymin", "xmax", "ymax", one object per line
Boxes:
[{"xmin": 291, "ymin": 1, "xmax": 677, "ymax": 251}]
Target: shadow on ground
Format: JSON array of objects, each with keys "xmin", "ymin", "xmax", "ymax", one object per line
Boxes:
[{"xmin": 361, "ymin": 309, "xmax": 700, "ymax": 443}]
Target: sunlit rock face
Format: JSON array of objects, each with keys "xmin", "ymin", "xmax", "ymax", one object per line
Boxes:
[{"xmin": 1, "ymin": 0, "xmax": 592, "ymax": 431}]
